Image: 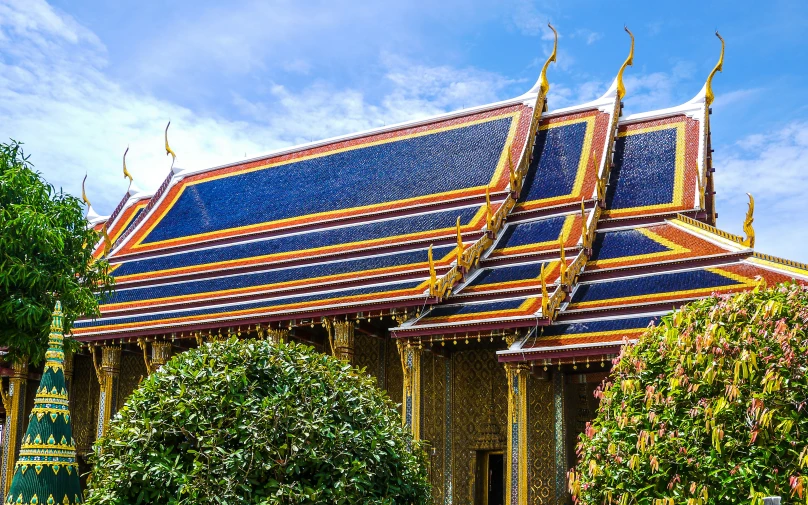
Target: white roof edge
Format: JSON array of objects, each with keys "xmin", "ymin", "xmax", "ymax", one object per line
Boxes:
[
  {"xmin": 85, "ymin": 205, "xmax": 109, "ymax": 226},
  {"xmin": 619, "ymin": 84, "xmax": 708, "ymax": 125},
  {"xmin": 497, "ymin": 339, "xmax": 630, "ymax": 356},
  {"xmin": 543, "ymin": 77, "xmax": 620, "ymax": 118}
]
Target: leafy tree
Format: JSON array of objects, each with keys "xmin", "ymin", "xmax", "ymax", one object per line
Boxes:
[
  {"xmin": 87, "ymin": 339, "xmax": 430, "ymax": 505},
  {"xmin": 0, "ymin": 140, "xmax": 113, "ymax": 363},
  {"xmin": 570, "ymin": 282, "xmax": 808, "ymax": 505}
]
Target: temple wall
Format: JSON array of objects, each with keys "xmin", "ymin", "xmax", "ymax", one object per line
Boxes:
[
  {"xmin": 72, "ymin": 354, "xmax": 98, "ymax": 455},
  {"xmin": 527, "ymin": 374, "xmax": 556, "ymax": 505},
  {"xmin": 116, "ymin": 352, "xmax": 147, "ymax": 412}
]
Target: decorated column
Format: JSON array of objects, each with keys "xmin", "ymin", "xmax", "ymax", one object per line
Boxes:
[
  {"xmin": 5, "ymin": 301, "xmax": 82, "ymax": 505},
  {"xmin": 398, "ymin": 340, "xmax": 422, "ymax": 441},
  {"xmin": 0, "ymin": 358, "xmax": 28, "ymax": 499},
  {"xmin": 151, "ymin": 341, "xmax": 173, "ymax": 369},
  {"xmin": 505, "ymin": 362, "xmax": 529, "ymax": 505},
  {"xmin": 326, "ymin": 320, "xmax": 355, "ymax": 364},
  {"xmin": 93, "ymin": 345, "xmax": 121, "ymax": 439}
]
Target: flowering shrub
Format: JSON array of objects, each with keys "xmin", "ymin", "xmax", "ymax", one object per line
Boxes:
[
  {"xmin": 570, "ymin": 282, "xmax": 808, "ymax": 505},
  {"xmin": 87, "ymin": 339, "xmax": 429, "ymax": 505}
]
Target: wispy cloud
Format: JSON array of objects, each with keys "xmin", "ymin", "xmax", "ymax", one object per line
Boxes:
[
  {"xmin": 0, "ymin": 0, "xmax": 517, "ymax": 214},
  {"xmin": 716, "ymin": 121, "xmax": 808, "ymax": 261}
]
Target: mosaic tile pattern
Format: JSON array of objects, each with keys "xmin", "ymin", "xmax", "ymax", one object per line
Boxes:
[
  {"xmin": 113, "ymin": 207, "xmax": 479, "ymax": 279},
  {"xmin": 415, "ymin": 298, "xmax": 533, "ymax": 324},
  {"xmin": 106, "ymin": 246, "xmax": 453, "ymax": 307},
  {"xmin": 144, "ymin": 117, "xmax": 515, "ymax": 244},
  {"xmin": 493, "ymin": 216, "xmax": 568, "ymax": 251},
  {"xmin": 606, "ymin": 128, "xmax": 678, "ymax": 210},
  {"xmin": 519, "ymin": 121, "xmax": 587, "ymax": 202},
  {"xmin": 590, "ymin": 229, "xmax": 670, "ymax": 261}
]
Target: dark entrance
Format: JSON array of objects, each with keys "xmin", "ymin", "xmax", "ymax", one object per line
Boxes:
[{"xmin": 475, "ymin": 451, "xmax": 504, "ymax": 505}]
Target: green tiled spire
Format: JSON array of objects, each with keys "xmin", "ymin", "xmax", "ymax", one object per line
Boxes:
[{"xmin": 5, "ymin": 301, "xmax": 82, "ymax": 505}]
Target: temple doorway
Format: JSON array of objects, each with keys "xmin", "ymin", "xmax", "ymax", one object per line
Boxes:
[{"xmin": 474, "ymin": 450, "xmax": 504, "ymax": 505}]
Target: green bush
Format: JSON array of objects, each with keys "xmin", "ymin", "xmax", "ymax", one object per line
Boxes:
[
  {"xmin": 87, "ymin": 339, "xmax": 429, "ymax": 505},
  {"xmin": 570, "ymin": 282, "xmax": 808, "ymax": 505}
]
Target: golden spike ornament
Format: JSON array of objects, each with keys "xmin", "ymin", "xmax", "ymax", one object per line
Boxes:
[
  {"xmin": 81, "ymin": 174, "xmax": 92, "ymax": 208},
  {"xmin": 508, "ymin": 151, "xmax": 519, "ymax": 195},
  {"xmin": 485, "ymin": 186, "xmax": 493, "ymax": 231},
  {"xmin": 455, "ymin": 217, "xmax": 466, "ymax": 269},
  {"xmin": 616, "ymin": 26, "xmax": 635, "ymax": 100},
  {"xmin": 705, "ymin": 31, "xmax": 725, "ymax": 107},
  {"xmin": 165, "ymin": 121, "xmax": 177, "ymax": 168},
  {"xmin": 540, "ymin": 262, "xmax": 549, "ymax": 316},
  {"xmin": 742, "ymin": 193, "xmax": 755, "ymax": 248},
  {"xmin": 122, "ymin": 146, "xmax": 133, "ymax": 184},
  {"xmin": 102, "ymin": 224, "xmax": 112, "ymax": 256},
  {"xmin": 559, "ymin": 234, "xmax": 567, "ymax": 285},
  {"xmin": 428, "ymin": 245, "xmax": 437, "ymax": 296},
  {"xmin": 538, "ymin": 23, "xmax": 558, "ymax": 97}
]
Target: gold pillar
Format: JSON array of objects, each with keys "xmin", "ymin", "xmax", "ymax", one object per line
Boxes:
[
  {"xmin": 398, "ymin": 340, "xmax": 422, "ymax": 441},
  {"xmin": 267, "ymin": 329, "xmax": 288, "ymax": 344},
  {"xmin": 93, "ymin": 345, "xmax": 121, "ymax": 439},
  {"xmin": 327, "ymin": 320, "xmax": 355, "ymax": 364},
  {"xmin": 505, "ymin": 362, "xmax": 529, "ymax": 505},
  {"xmin": 0, "ymin": 358, "xmax": 28, "ymax": 498}
]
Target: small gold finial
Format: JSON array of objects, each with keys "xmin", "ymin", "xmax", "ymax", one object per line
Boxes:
[
  {"xmin": 540, "ymin": 262, "xmax": 549, "ymax": 316},
  {"xmin": 456, "ymin": 217, "xmax": 464, "ymax": 259},
  {"xmin": 428, "ymin": 245, "xmax": 437, "ymax": 296},
  {"xmin": 616, "ymin": 26, "xmax": 635, "ymax": 100},
  {"xmin": 81, "ymin": 174, "xmax": 92, "ymax": 208},
  {"xmin": 165, "ymin": 121, "xmax": 177, "ymax": 168},
  {"xmin": 742, "ymin": 193, "xmax": 755, "ymax": 248},
  {"xmin": 538, "ymin": 23, "xmax": 558, "ymax": 97},
  {"xmin": 705, "ymin": 31, "xmax": 725, "ymax": 107},
  {"xmin": 102, "ymin": 224, "xmax": 112, "ymax": 256},
  {"xmin": 559, "ymin": 234, "xmax": 567, "ymax": 284},
  {"xmin": 123, "ymin": 146, "xmax": 133, "ymax": 184},
  {"xmin": 485, "ymin": 186, "xmax": 493, "ymax": 230}
]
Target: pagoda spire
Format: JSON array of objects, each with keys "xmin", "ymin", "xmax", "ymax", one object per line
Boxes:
[{"xmin": 5, "ymin": 301, "xmax": 82, "ymax": 505}]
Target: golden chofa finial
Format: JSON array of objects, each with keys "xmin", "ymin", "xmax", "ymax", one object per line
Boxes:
[
  {"xmin": 616, "ymin": 26, "xmax": 635, "ymax": 100},
  {"xmin": 102, "ymin": 224, "xmax": 112, "ymax": 256},
  {"xmin": 81, "ymin": 174, "xmax": 92, "ymax": 207},
  {"xmin": 122, "ymin": 146, "xmax": 133, "ymax": 184},
  {"xmin": 742, "ymin": 193, "xmax": 755, "ymax": 248},
  {"xmin": 705, "ymin": 31, "xmax": 725, "ymax": 107},
  {"xmin": 165, "ymin": 121, "xmax": 177, "ymax": 168},
  {"xmin": 538, "ymin": 23, "xmax": 558, "ymax": 97}
]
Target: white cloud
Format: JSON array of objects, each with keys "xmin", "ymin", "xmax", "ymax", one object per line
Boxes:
[
  {"xmin": 715, "ymin": 121, "xmax": 808, "ymax": 262},
  {"xmin": 0, "ymin": 0, "xmax": 517, "ymax": 214}
]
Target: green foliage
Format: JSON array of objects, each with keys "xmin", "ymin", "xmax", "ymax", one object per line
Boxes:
[
  {"xmin": 571, "ymin": 282, "xmax": 808, "ymax": 505},
  {"xmin": 0, "ymin": 140, "xmax": 113, "ymax": 363},
  {"xmin": 87, "ymin": 339, "xmax": 430, "ymax": 505}
]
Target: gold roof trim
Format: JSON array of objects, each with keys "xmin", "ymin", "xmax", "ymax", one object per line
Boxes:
[{"xmin": 538, "ymin": 23, "xmax": 558, "ymax": 97}]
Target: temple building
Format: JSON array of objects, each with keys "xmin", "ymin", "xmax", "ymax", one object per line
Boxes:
[{"xmin": 2, "ymin": 29, "xmax": 807, "ymax": 505}]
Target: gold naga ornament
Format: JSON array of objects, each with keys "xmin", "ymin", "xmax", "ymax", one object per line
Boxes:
[
  {"xmin": 81, "ymin": 174, "xmax": 92, "ymax": 208},
  {"xmin": 538, "ymin": 23, "xmax": 558, "ymax": 98},
  {"xmin": 705, "ymin": 31, "xmax": 725, "ymax": 107},
  {"xmin": 742, "ymin": 193, "xmax": 755, "ymax": 248},
  {"xmin": 616, "ymin": 26, "xmax": 635, "ymax": 101},
  {"xmin": 165, "ymin": 121, "xmax": 177, "ymax": 168},
  {"xmin": 123, "ymin": 145, "xmax": 134, "ymax": 184}
]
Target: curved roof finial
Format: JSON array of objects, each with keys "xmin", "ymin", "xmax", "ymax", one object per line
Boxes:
[
  {"xmin": 705, "ymin": 31, "xmax": 725, "ymax": 107},
  {"xmin": 616, "ymin": 26, "xmax": 635, "ymax": 100},
  {"xmin": 165, "ymin": 121, "xmax": 177, "ymax": 169},
  {"xmin": 123, "ymin": 146, "xmax": 134, "ymax": 185},
  {"xmin": 742, "ymin": 192, "xmax": 755, "ymax": 248},
  {"xmin": 81, "ymin": 174, "xmax": 92, "ymax": 208},
  {"xmin": 538, "ymin": 23, "xmax": 558, "ymax": 97}
]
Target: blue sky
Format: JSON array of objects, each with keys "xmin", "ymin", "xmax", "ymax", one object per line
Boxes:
[{"xmin": 1, "ymin": 0, "xmax": 807, "ymax": 260}]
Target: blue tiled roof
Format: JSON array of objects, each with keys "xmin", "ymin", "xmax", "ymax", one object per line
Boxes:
[
  {"xmin": 113, "ymin": 206, "xmax": 479, "ymax": 277},
  {"xmin": 120, "ymin": 208, "xmax": 144, "ymax": 237},
  {"xmin": 590, "ymin": 229, "xmax": 670, "ymax": 261},
  {"xmin": 539, "ymin": 316, "xmax": 659, "ymax": 337},
  {"xmin": 493, "ymin": 216, "xmax": 567, "ymax": 251},
  {"xmin": 108, "ymin": 246, "xmax": 453, "ymax": 304},
  {"xmin": 418, "ymin": 298, "xmax": 529, "ymax": 321},
  {"xmin": 606, "ymin": 128, "xmax": 678, "ymax": 210},
  {"xmin": 77, "ymin": 280, "xmax": 424, "ymax": 328},
  {"xmin": 571, "ymin": 269, "xmax": 740, "ymax": 305},
  {"xmin": 519, "ymin": 121, "xmax": 587, "ymax": 202},
  {"xmin": 465, "ymin": 262, "xmax": 548, "ymax": 288},
  {"xmin": 143, "ymin": 117, "xmax": 514, "ymax": 244}
]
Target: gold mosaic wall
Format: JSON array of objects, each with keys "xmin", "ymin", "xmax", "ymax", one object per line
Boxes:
[
  {"xmin": 116, "ymin": 352, "xmax": 148, "ymax": 412},
  {"xmin": 421, "ymin": 350, "xmax": 448, "ymax": 504},
  {"xmin": 72, "ymin": 353, "xmax": 99, "ymax": 455},
  {"xmin": 353, "ymin": 332, "xmax": 385, "ymax": 387},
  {"xmin": 527, "ymin": 375, "xmax": 556, "ymax": 505},
  {"xmin": 385, "ymin": 339, "xmax": 403, "ymax": 407},
  {"xmin": 451, "ymin": 349, "xmax": 507, "ymax": 504}
]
